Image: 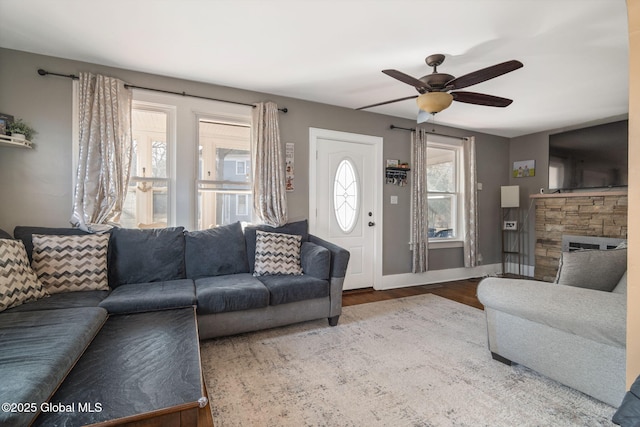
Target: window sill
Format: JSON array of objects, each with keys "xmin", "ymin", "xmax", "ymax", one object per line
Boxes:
[{"xmin": 428, "ymin": 240, "xmax": 464, "ymax": 249}]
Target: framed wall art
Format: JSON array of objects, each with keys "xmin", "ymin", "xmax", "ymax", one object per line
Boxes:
[
  {"xmin": 513, "ymin": 160, "xmax": 535, "ymax": 178},
  {"xmin": 0, "ymin": 113, "xmax": 14, "ymax": 135}
]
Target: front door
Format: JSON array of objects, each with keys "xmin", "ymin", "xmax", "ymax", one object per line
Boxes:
[{"xmin": 309, "ymin": 128, "xmax": 382, "ymax": 290}]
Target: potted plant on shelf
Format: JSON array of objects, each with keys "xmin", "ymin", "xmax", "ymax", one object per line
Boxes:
[{"xmin": 7, "ymin": 119, "xmax": 36, "ymax": 141}]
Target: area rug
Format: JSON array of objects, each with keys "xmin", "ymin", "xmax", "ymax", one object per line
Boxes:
[{"xmin": 200, "ymin": 294, "xmax": 616, "ymax": 426}]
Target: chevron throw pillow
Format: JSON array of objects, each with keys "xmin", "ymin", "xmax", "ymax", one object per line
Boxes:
[
  {"xmin": 253, "ymin": 230, "xmax": 303, "ymax": 276},
  {"xmin": 0, "ymin": 239, "xmax": 47, "ymax": 311},
  {"xmin": 32, "ymin": 233, "xmax": 110, "ymax": 294}
]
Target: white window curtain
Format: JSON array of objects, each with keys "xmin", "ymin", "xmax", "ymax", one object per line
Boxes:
[
  {"xmin": 410, "ymin": 129, "xmax": 429, "ymax": 273},
  {"xmin": 463, "ymin": 136, "xmax": 478, "ymax": 267},
  {"xmin": 252, "ymin": 101, "xmax": 288, "ymax": 227},
  {"xmin": 70, "ymin": 72, "xmax": 133, "ymax": 232}
]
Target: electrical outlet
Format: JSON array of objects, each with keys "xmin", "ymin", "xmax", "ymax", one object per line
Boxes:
[
  {"xmin": 390, "ymin": 196, "xmax": 398, "ymax": 204},
  {"xmin": 477, "ymin": 182, "xmax": 483, "ymax": 191}
]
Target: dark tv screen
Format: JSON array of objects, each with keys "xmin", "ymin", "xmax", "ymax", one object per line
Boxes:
[{"xmin": 548, "ymin": 120, "xmax": 628, "ymax": 191}]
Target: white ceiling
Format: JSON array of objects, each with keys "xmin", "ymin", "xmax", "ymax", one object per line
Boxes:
[{"xmin": 0, "ymin": 0, "xmax": 630, "ymax": 138}]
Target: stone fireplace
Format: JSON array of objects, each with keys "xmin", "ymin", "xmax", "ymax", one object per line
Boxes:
[{"xmin": 532, "ymin": 192, "xmax": 628, "ymax": 282}]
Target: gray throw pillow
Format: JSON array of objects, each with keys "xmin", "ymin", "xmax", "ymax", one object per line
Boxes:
[
  {"xmin": 555, "ymin": 248, "xmax": 627, "ymax": 291},
  {"xmin": 253, "ymin": 230, "xmax": 303, "ymax": 276},
  {"xmin": 245, "ymin": 220, "xmax": 309, "ymax": 273},
  {"xmin": 14, "ymin": 226, "xmax": 91, "ymax": 262},
  {"xmin": 184, "ymin": 222, "xmax": 249, "ymax": 279},
  {"xmin": 31, "ymin": 234, "xmax": 110, "ymax": 294},
  {"xmin": 0, "ymin": 239, "xmax": 47, "ymax": 311}
]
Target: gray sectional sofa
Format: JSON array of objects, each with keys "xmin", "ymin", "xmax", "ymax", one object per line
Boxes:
[
  {"xmin": 477, "ymin": 247, "xmax": 627, "ymax": 407},
  {"xmin": 0, "ymin": 220, "xmax": 349, "ymax": 426}
]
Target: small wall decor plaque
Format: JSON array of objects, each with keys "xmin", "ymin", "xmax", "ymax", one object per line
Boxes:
[
  {"xmin": 503, "ymin": 221, "xmax": 518, "ymax": 231},
  {"xmin": 285, "ymin": 142, "xmax": 294, "ymax": 192}
]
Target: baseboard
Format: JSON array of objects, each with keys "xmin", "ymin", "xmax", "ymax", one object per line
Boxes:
[
  {"xmin": 502, "ymin": 262, "xmax": 535, "ymax": 277},
  {"xmin": 378, "ymin": 263, "xmax": 502, "ymax": 291}
]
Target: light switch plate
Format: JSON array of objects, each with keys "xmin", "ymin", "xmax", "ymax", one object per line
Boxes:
[
  {"xmin": 390, "ymin": 196, "xmax": 398, "ymax": 204},
  {"xmin": 477, "ymin": 182, "xmax": 483, "ymax": 190}
]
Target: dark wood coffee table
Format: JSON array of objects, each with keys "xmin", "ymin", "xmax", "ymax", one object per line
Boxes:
[{"xmin": 34, "ymin": 307, "xmax": 212, "ymax": 426}]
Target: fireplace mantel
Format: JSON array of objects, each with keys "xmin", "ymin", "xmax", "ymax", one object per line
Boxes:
[{"xmin": 530, "ymin": 190, "xmax": 628, "ymax": 199}]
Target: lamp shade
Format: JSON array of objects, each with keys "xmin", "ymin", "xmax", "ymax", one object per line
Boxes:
[
  {"xmin": 416, "ymin": 92, "xmax": 453, "ymax": 114},
  {"xmin": 501, "ymin": 185, "xmax": 520, "ymax": 208}
]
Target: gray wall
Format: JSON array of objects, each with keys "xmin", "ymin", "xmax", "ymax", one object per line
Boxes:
[
  {"xmin": 0, "ymin": 47, "xmax": 510, "ymax": 276},
  {"xmin": 509, "ymin": 114, "xmax": 628, "ymax": 269}
]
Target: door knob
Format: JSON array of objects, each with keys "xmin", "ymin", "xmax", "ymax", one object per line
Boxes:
[{"xmin": 368, "ymin": 221, "xmax": 375, "ymax": 227}]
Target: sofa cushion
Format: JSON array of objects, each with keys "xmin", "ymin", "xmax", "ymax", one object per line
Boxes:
[
  {"xmin": 185, "ymin": 222, "xmax": 249, "ymax": 279},
  {"xmin": 300, "ymin": 242, "xmax": 331, "ymax": 280},
  {"xmin": 253, "ymin": 230, "xmax": 303, "ymax": 276},
  {"xmin": 99, "ymin": 279, "xmax": 196, "ymax": 314},
  {"xmin": 477, "ymin": 277, "xmax": 626, "ymax": 348},
  {"xmin": 108, "ymin": 227, "xmax": 186, "ymax": 288},
  {"xmin": 31, "ymin": 233, "xmax": 110, "ymax": 294},
  {"xmin": 245, "ymin": 220, "xmax": 309, "ymax": 273},
  {"xmin": 309, "ymin": 235, "xmax": 351, "ymax": 279},
  {"xmin": 0, "ymin": 307, "xmax": 107, "ymax": 427},
  {"xmin": 0, "ymin": 239, "xmax": 46, "ymax": 312},
  {"xmin": 613, "ymin": 374, "xmax": 640, "ymax": 426},
  {"xmin": 14, "ymin": 226, "xmax": 91, "ymax": 262},
  {"xmin": 612, "ymin": 271, "xmax": 628, "ymax": 295},
  {"xmin": 257, "ymin": 274, "xmax": 329, "ymax": 306},
  {"xmin": 195, "ymin": 273, "xmax": 269, "ymax": 314},
  {"xmin": 0, "ymin": 228, "xmax": 12, "ymax": 239},
  {"xmin": 5, "ymin": 290, "xmax": 109, "ymax": 313},
  {"xmin": 555, "ymin": 248, "xmax": 627, "ymax": 291}
]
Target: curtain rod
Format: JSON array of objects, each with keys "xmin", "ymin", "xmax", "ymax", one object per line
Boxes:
[
  {"xmin": 37, "ymin": 69, "xmax": 288, "ymax": 113},
  {"xmin": 389, "ymin": 124, "xmax": 468, "ymax": 141}
]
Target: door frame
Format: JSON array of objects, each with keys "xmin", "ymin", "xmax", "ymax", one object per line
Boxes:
[{"xmin": 309, "ymin": 127, "xmax": 384, "ymax": 290}]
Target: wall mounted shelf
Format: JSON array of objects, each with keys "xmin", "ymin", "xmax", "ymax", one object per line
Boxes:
[
  {"xmin": 385, "ymin": 167, "xmax": 410, "ymax": 186},
  {"xmin": 0, "ymin": 134, "xmax": 33, "ymax": 149}
]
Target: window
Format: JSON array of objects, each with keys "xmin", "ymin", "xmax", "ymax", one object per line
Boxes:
[
  {"xmin": 333, "ymin": 158, "xmax": 359, "ymax": 233},
  {"xmin": 72, "ymin": 84, "xmax": 254, "ymax": 230},
  {"xmin": 121, "ymin": 104, "xmax": 172, "ymax": 228},
  {"xmin": 197, "ymin": 120, "xmax": 252, "ymax": 229},
  {"xmin": 426, "ymin": 142, "xmax": 463, "ymax": 241},
  {"xmin": 236, "ymin": 194, "xmax": 249, "ymax": 216},
  {"xmin": 236, "ymin": 160, "xmax": 247, "ymax": 176}
]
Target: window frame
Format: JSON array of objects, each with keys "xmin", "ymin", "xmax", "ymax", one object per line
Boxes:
[
  {"xmin": 196, "ymin": 116, "xmax": 253, "ymax": 229},
  {"xmin": 425, "ymin": 139, "xmax": 465, "ymax": 246},
  {"xmin": 125, "ymin": 101, "xmax": 175, "ymax": 228}
]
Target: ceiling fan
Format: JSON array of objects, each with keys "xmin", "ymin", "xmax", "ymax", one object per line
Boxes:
[{"xmin": 357, "ymin": 54, "xmax": 523, "ymax": 114}]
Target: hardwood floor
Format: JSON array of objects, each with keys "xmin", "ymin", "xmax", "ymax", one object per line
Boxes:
[{"xmin": 342, "ymin": 277, "xmax": 484, "ymax": 310}]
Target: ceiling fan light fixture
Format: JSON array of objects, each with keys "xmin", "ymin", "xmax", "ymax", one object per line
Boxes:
[{"xmin": 416, "ymin": 92, "xmax": 453, "ymax": 114}]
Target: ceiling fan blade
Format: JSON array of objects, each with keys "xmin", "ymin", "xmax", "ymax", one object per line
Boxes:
[
  {"xmin": 446, "ymin": 60, "xmax": 523, "ymax": 90},
  {"xmin": 382, "ymin": 69, "xmax": 431, "ymax": 91},
  {"xmin": 451, "ymin": 91, "xmax": 513, "ymax": 107},
  {"xmin": 356, "ymin": 95, "xmax": 419, "ymax": 110}
]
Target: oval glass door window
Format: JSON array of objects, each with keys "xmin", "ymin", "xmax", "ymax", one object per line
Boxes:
[{"xmin": 333, "ymin": 159, "xmax": 359, "ymax": 233}]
